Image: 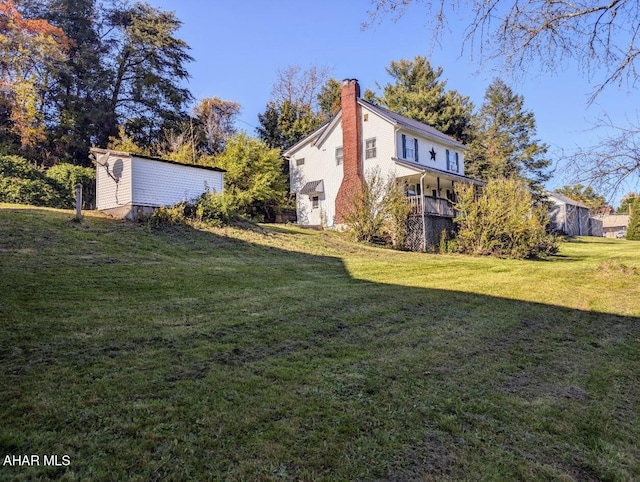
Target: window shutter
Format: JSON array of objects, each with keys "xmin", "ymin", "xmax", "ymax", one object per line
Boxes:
[
  {"xmin": 446, "ymin": 149, "xmax": 450, "ymax": 169},
  {"xmin": 414, "ymin": 139, "xmax": 419, "ymax": 162},
  {"xmin": 402, "ymin": 134, "xmax": 406, "ymax": 158},
  {"xmin": 455, "ymin": 152, "xmax": 459, "ymax": 172}
]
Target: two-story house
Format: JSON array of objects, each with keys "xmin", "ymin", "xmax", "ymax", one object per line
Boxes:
[{"xmin": 285, "ymin": 79, "xmax": 484, "ymax": 236}]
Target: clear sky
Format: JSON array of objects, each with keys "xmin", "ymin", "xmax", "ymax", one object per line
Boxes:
[{"xmin": 148, "ymin": 0, "xmax": 636, "ymax": 205}]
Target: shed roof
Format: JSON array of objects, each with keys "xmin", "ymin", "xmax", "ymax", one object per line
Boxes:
[{"xmin": 90, "ymin": 148, "xmax": 226, "ymax": 172}]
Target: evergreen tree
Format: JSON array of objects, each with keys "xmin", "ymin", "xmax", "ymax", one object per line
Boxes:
[
  {"xmin": 626, "ymin": 197, "xmax": 640, "ymax": 240},
  {"xmin": 467, "ymin": 79, "xmax": 550, "ymax": 198},
  {"xmin": 379, "ymin": 56, "xmax": 475, "ymax": 144}
]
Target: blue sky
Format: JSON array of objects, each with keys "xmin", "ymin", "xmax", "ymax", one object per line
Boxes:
[{"xmin": 149, "ymin": 0, "xmax": 636, "ymax": 205}]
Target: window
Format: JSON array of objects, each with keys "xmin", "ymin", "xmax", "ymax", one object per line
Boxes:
[
  {"xmin": 365, "ymin": 138, "xmax": 377, "ymax": 159},
  {"xmin": 447, "ymin": 150, "xmax": 459, "ymax": 172},
  {"xmin": 296, "ymin": 158, "xmax": 305, "ymax": 166},
  {"xmin": 311, "ymin": 196, "xmax": 319, "ymax": 209},
  {"xmin": 402, "ymin": 134, "xmax": 419, "ymax": 161},
  {"xmin": 335, "ymin": 147, "xmax": 343, "ymax": 165}
]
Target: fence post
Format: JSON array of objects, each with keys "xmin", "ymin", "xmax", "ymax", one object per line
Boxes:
[{"xmin": 75, "ymin": 183, "xmax": 82, "ymax": 219}]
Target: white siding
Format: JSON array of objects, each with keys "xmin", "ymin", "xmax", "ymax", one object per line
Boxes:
[
  {"xmin": 290, "ymin": 121, "xmax": 345, "ymax": 226},
  {"xmin": 395, "ymin": 129, "xmax": 465, "ymax": 175},
  {"xmin": 95, "ymin": 154, "xmax": 132, "ymax": 210},
  {"xmin": 361, "ymin": 105, "xmax": 397, "ymax": 176},
  {"xmin": 131, "ymin": 157, "xmax": 223, "ymax": 207}
]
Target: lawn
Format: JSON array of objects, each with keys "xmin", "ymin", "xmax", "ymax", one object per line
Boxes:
[{"xmin": 1, "ymin": 204, "xmax": 638, "ymax": 481}]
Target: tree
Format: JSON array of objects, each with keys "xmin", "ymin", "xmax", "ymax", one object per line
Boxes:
[
  {"xmin": 257, "ymin": 100, "xmax": 322, "ymax": 156},
  {"xmin": 555, "ymin": 184, "xmax": 607, "ymax": 213},
  {"xmin": 102, "ymin": 2, "xmax": 193, "ymax": 148},
  {"xmin": 626, "ymin": 197, "xmax": 640, "ymax": 240},
  {"xmin": 270, "ymin": 64, "xmax": 331, "ymax": 112},
  {"xmin": 617, "ymin": 192, "xmax": 639, "ymax": 214},
  {"xmin": 364, "ymin": 0, "xmax": 640, "ymax": 195},
  {"xmin": 0, "ymin": 0, "xmax": 70, "ymax": 153},
  {"xmin": 452, "ymin": 177, "xmax": 558, "ymax": 258},
  {"xmin": 257, "ymin": 65, "xmax": 335, "ymax": 156},
  {"xmin": 191, "ymin": 97, "xmax": 240, "ymax": 156},
  {"xmin": 378, "ymin": 56, "xmax": 475, "ymax": 143},
  {"xmin": 565, "ymin": 115, "xmax": 640, "ymax": 196},
  {"xmin": 214, "ymin": 133, "xmax": 287, "ymax": 221},
  {"xmin": 466, "ymin": 79, "xmax": 550, "ymax": 197},
  {"xmin": 19, "ymin": 0, "xmax": 194, "ymax": 165}
]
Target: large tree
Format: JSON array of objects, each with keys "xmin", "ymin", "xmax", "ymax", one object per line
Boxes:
[
  {"xmin": 378, "ymin": 56, "xmax": 475, "ymax": 144},
  {"xmin": 466, "ymin": 78, "xmax": 550, "ymax": 197},
  {"xmin": 14, "ymin": 0, "xmax": 193, "ymax": 165},
  {"xmin": 365, "ymin": 0, "xmax": 640, "ymax": 196},
  {"xmin": 0, "ymin": 0, "xmax": 70, "ymax": 154}
]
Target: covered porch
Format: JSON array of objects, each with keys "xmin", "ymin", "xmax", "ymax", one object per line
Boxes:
[{"xmin": 394, "ymin": 159, "xmax": 484, "ymax": 219}]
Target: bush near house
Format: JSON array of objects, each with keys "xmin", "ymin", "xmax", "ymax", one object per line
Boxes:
[
  {"xmin": 343, "ymin": 167, "xmax": 413, "ymax": 247},
  {"xmin": 452, "ymin": 177, "xmax": 558, "ymax": 259}
]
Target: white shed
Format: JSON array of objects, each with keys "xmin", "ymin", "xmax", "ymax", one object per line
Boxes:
[{"xmin": 91, "ymin": 148, "xmax": 225, "ymax": 221}]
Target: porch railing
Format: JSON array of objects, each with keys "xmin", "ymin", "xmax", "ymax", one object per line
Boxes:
[{"xmin": 407, "ymin": 195, "xmax": 456, "ymax": 217}]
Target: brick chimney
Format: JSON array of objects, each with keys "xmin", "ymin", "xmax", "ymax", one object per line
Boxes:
[{"xmin": 335, "ymin": 79, "xmax": 363, "ymax": 223}]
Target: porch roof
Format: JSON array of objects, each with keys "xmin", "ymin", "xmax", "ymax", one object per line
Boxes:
[{"xmin": 393, "ymin": 158, "xmax": 486, "ymax": 186}]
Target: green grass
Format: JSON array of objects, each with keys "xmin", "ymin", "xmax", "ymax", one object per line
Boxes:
[{"xmin": 1, "ymin": 204, "xmax": 638, "ymax": 481}]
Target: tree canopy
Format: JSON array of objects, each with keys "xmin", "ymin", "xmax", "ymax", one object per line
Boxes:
[
  {"xmin": 466, "ymin": 78, "xmax": 550, "ymax": 197},
  {"xmin": 378, "ymin": 56, "xmax": 475, "ymax": 144}
]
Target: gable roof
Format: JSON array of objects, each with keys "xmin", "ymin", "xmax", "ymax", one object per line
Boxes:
[
  {"xmin": 358, "ymin": 100, "xmax": 466, "ymax": 149},
  {"xmin": 547, "ymin": 192, "xmax": 590, "ymax": 209},
  {"xmin": 283, "ymin": 100, "xmax": 466, "ymax": 156}
]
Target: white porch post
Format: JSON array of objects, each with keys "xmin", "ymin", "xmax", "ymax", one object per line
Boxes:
[{"xmin": 420, "ymin": 172, "xmax": 426, "ymax": 252}]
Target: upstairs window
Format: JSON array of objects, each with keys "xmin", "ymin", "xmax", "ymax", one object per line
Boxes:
[
  {"xmin": 402, "ymin": 134, "xmax": 419, "ymax": 162},
  {"xmin": 296, "ymin": 158, "xmax": 305, "ymax": 166},
  {"xmin": 365, "ymin": 138, "xmax": 377, "ymax": 159},
  {"xmin": 446, "ymin": 150, "xmax": 459, "ymax": 172},
  {"xmin": 335, "ymin": 147, "xmax": 343, "ymax": 165}
]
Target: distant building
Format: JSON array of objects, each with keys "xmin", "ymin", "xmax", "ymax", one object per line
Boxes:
[
  {"xmin": 547, "ymin": 192, "xmax": 602, "ymax": 236},
  {"xmin": 598, "ymin": 214, "xmax": 630, "ymax": 238}
]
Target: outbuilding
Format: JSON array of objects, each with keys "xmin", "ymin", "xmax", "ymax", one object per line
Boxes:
[
  {"xmin": 91, "ymin": 148, "xmax": 224, "ymax": 221},
  {"xmin": 547, "ymin": 192, "xmax": 602, "ymax": 236}
]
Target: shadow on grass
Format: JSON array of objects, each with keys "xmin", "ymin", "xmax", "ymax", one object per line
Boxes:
[{"xmin": 1, "ymin": 206, "xmax": 638, "ymax": 481}]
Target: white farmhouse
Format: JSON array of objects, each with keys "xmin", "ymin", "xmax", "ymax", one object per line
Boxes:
[
  {"xmin": 285, "ymin": 79, "xmax": 484, "ymax": 237},
  {"xmin": 91, "ymin": 148, "xmax": 224, "ymax": 221}
]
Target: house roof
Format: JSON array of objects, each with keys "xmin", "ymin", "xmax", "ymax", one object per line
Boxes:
[
  {"xmin": 283, "ymin": 99, "xmax": 466, "ymax": 156},
  {"xmin": 359, "ymin": 100, "xmax": 466, "ymax": 149},
  {"xmin": 90, "ymin": 147, "xmax": 226, "ymax": 172},
  {"xmin": 547, "ymin": 192, "xmax": 590, "ymax": 209},
  {"xmin": 394, "ymin": 157, "xmax": 486, "ymax": 186}
]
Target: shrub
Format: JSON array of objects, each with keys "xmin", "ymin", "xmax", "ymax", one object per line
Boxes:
[
  {"xmin": 453, "ymin": 177, "xmax": 558, "ymax": 259},
  {"xmin": 343, "ymin": 167, "xmax": 413, "ymax": 247},
  {"xmin": 0, "ymin": 156, "xmax": 71, "ymax": 208},
  {"xmin": 46, "ymin": 163, "xmax": 95, "ymax": 208},
  {"xmin": 148, "ymin": 192, "xmax": 239, "ymax": 228}
]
